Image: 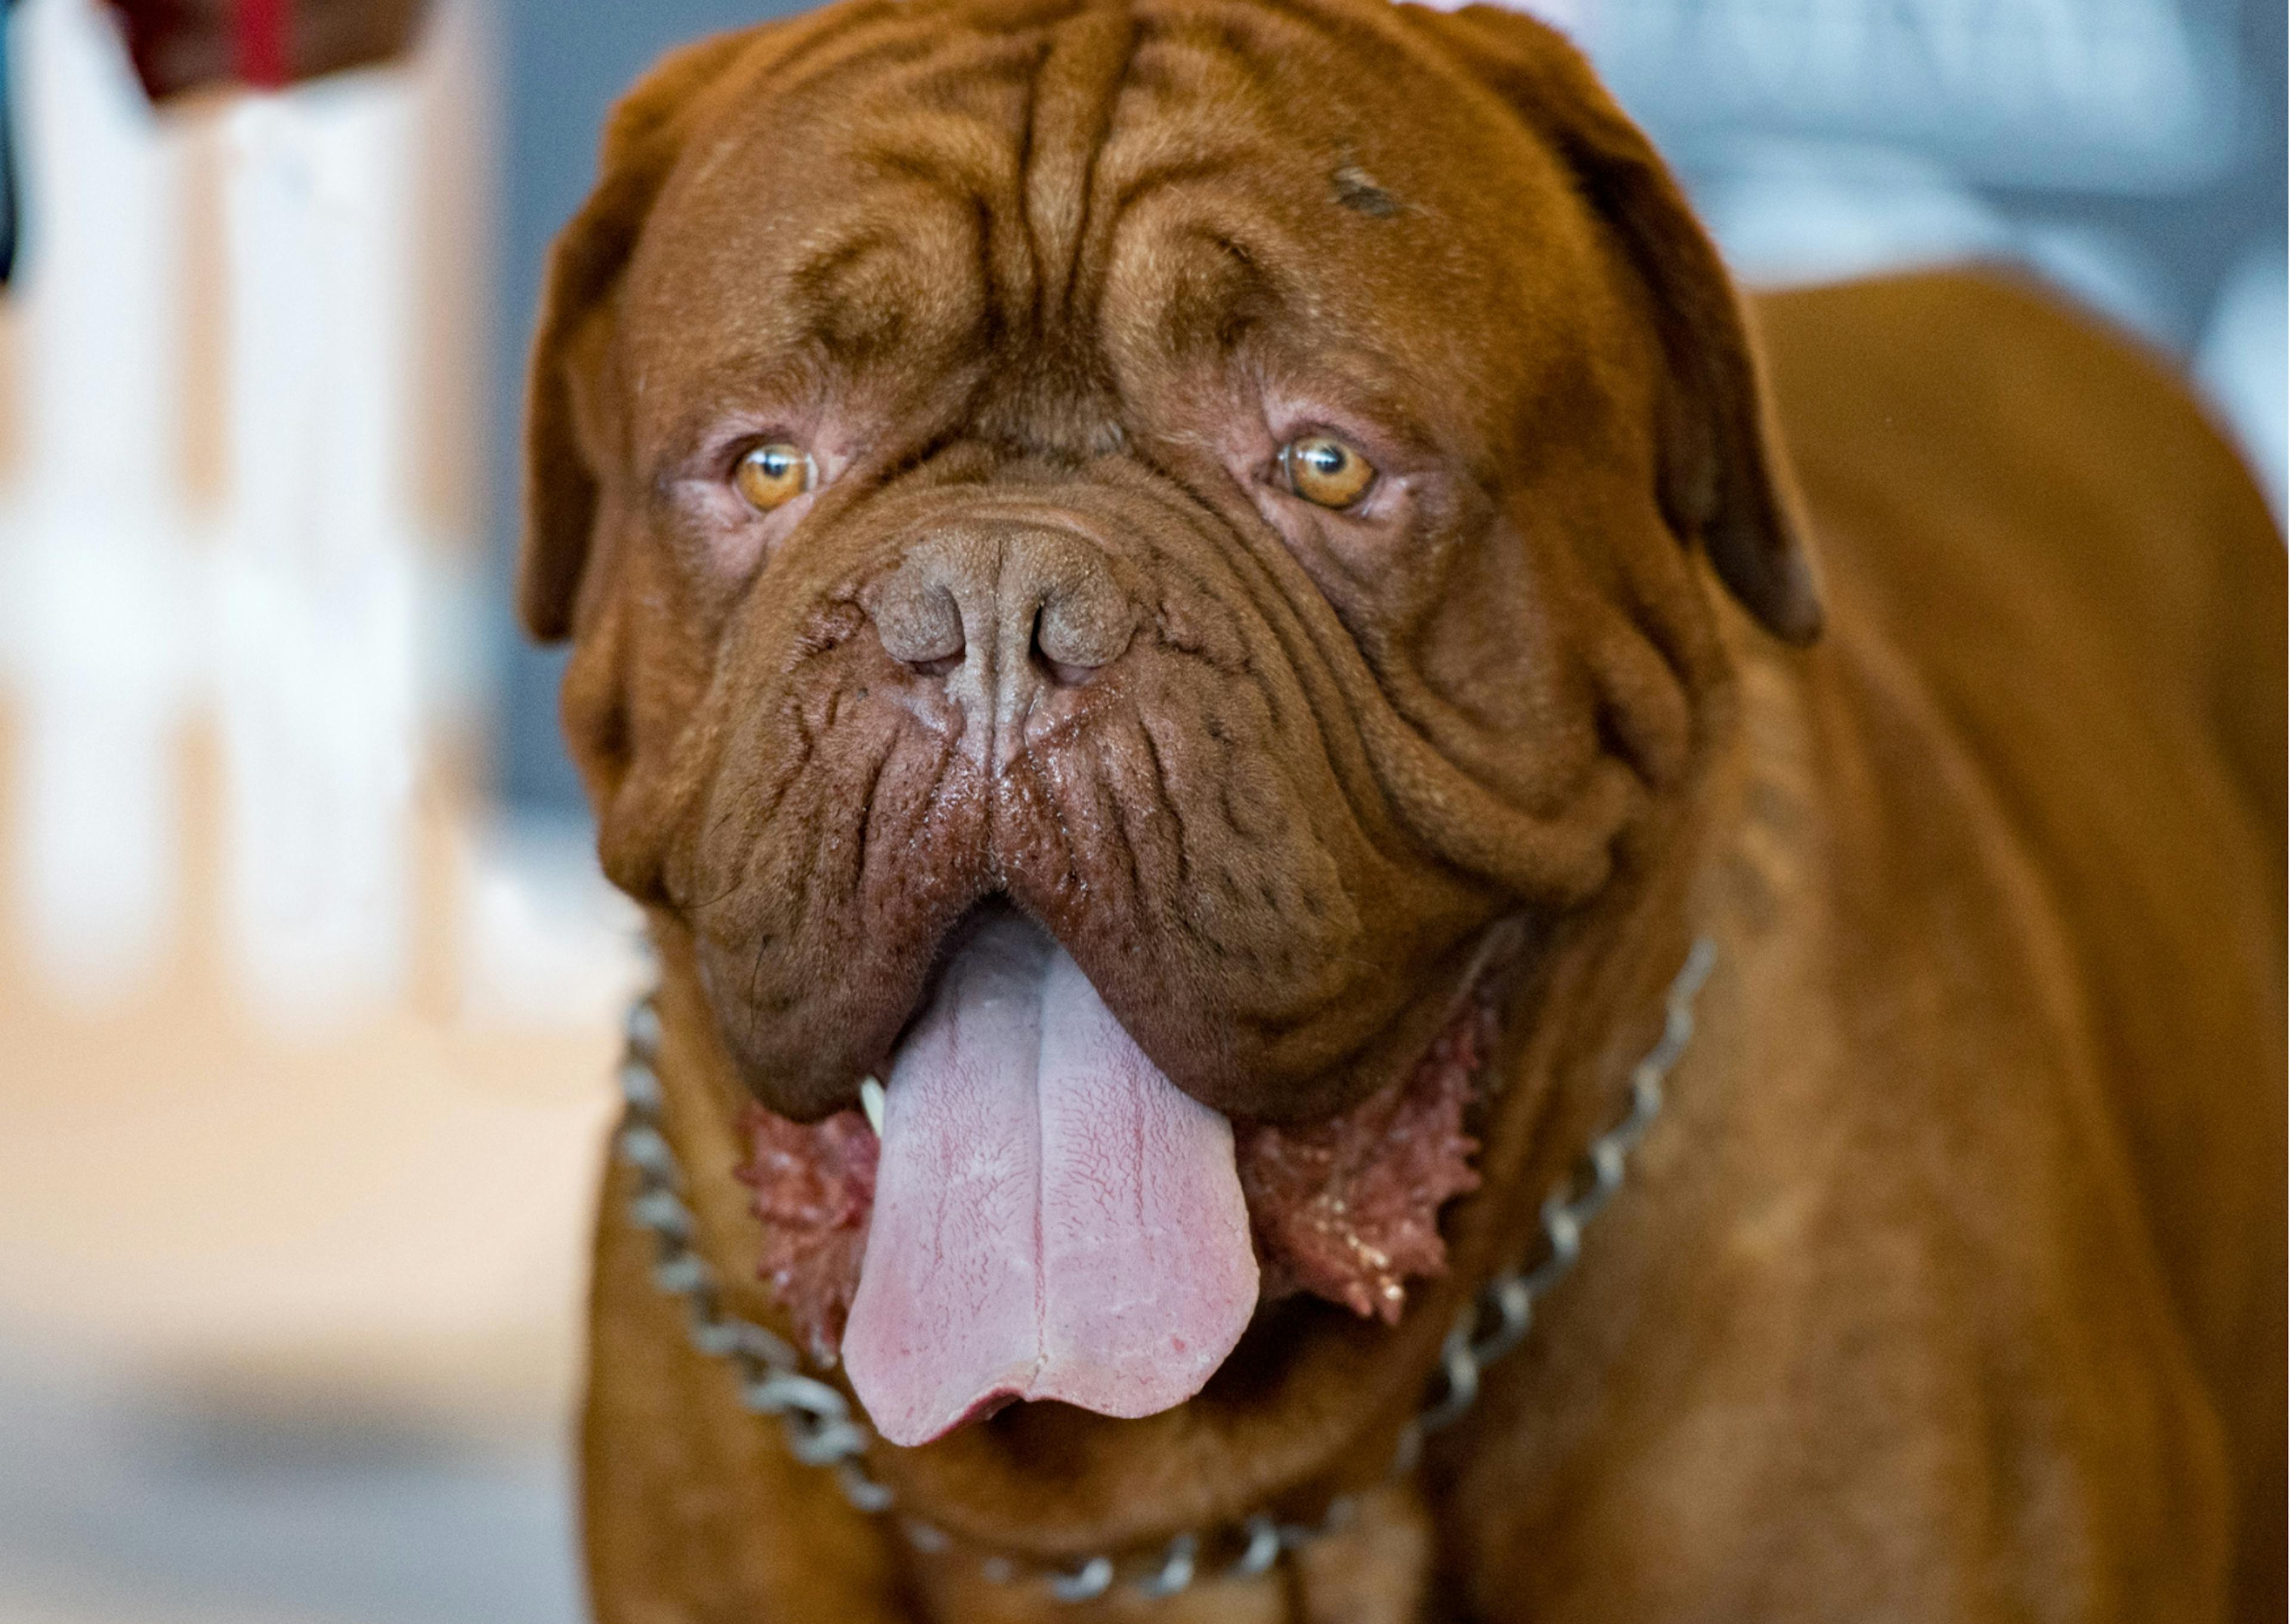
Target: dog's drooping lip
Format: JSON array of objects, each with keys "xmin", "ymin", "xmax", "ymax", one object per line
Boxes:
[
  {"xmin": 736, "ymin": 909, "xmax": 1495, "ymax": 1444},
  {"xmin": 1238, "ymin": 996, "xmax": 1491, "ymax": 1321},
  {"xmin": 737, "ymin": 1107, "xmax": 877, "ymax": 1365}
]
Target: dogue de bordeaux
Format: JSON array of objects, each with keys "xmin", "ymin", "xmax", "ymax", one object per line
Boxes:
[{"xmin": 517, "ymin": 0, "xmax": 2286, "ymax": 1616}]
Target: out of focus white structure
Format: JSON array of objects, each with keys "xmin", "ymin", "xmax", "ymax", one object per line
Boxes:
[
  {"xmin": 7, "ymin": 0, "xmax": 190, "ymax": 999},
  {"xmin": 1, "ymin": 0, "xmax": 640, "ymax": 1022},
  {"xmin": 2198, "ymin": 244, "xmax": 2289, "ymax": 520},
  {"xmin": 215, "ymin": 86, "xmax": 425, "ymax": 1016}
]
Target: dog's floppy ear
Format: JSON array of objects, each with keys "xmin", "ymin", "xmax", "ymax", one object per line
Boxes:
[
  {"xmin": 1411, "ymin": 5, "xmax": 1822, "ymax": 644},
  {"xmin": 518, "ymin": 29, "xmax": 758, "ymax": 642}
]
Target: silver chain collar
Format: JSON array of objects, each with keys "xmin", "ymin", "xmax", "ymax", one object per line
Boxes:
[{"xmin": 611, "ymin": 937, "xmax": 1716, "ymax": 1603}]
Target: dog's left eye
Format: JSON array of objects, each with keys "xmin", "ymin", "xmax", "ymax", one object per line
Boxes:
[
  {"xmin": 734, "ymin": 442, "xmax": 815, "ymax": 512},
  {"xmin": 1280, "ymin": 435, "xmax": 1376, "ymax": 509}
]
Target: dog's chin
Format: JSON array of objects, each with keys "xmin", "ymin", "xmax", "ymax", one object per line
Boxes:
[{"xmin": 735, "ymin": 904, "xmax": 1500, "ymax": 1447}]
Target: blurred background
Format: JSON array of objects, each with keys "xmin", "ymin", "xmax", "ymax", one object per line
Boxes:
[{"xmin": 0, "ymin": 0, "xmax": 2277, "ymax": 1619}]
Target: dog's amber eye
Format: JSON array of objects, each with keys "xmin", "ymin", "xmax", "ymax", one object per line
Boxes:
[
  {"xmin": 734, "ymin": 442, "xmax": 814, "ymax": 512},
  {"xmin": 1281, "ymin": 435, "xmax": 1375, "ymax": 509}
]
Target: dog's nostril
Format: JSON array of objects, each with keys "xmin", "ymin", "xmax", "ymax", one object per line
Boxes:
[
  {"xmin": 1033, "ymin": 592, "xmax": 1134, "ymax": 684},
  {"xmin": 874, "ymin": 582, "xmax": 966, "ymax": 675},
  {"xmin": 1032, "ymin": 627, "xmax": 1103, "ymax": 687}
]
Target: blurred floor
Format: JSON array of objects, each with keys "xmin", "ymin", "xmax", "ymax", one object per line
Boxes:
[{"xmin": 0, "ymin": 1334, "xmax": 581, "ymax": 1624}]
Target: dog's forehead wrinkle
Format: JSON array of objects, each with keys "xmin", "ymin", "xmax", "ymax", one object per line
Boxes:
[
  {"xmin": 1014, "ymin": 1, "xmax": 1137, "ymax": 323},
  {"xmin": 648, "ymin": 32, "xmax": 1477, "ymax": 477}
]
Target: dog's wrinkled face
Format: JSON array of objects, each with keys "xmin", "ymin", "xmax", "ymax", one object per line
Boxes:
[{"xmin": 528, "ymin": 0, "xmax": 1814, "ymax": 1445}]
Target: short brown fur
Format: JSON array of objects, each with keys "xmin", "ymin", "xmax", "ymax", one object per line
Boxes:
[{"xmin": 527, "ymin": 1, "xmax": 2286, "ymax": 1618}]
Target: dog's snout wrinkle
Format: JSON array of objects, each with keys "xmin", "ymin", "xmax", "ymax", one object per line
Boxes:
[{"xmin": 866, "ymin": 524, "xmax": 1137, "ymax": 765}]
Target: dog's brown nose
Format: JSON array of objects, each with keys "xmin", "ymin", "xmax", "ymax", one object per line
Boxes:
[{"xmin": 865, "ymin": 525, "xmax": 1136, "ymax": 749}]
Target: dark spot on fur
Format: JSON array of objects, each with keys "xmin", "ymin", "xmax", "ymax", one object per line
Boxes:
[{"xmin": 1331, "ymin": 165, "xmax": 1400, "ymax": 218}]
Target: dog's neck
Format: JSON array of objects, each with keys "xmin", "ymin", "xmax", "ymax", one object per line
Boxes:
[{"xmin": 623, "ymin": 656, "xmax": 1743, "ymax": 1577}]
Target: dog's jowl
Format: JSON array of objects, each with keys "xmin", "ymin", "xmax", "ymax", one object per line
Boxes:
[{"xmin": 521, "ymin": 2, "xmax": 2286, "ymax": 1619}]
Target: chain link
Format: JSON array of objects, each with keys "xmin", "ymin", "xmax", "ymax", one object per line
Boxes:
[{"xmin": 612, "ymin": 937, "xmax": 1715, "ymax": 1602}]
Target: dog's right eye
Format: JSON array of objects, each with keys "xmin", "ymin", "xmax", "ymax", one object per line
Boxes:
[
  {"xmin": 1280, "ymin": 435, "xmax": 1376, "ymax": 510},
  {"xmin": 734, "ymin": 442, "xmax": 815, "ymax": 512}
]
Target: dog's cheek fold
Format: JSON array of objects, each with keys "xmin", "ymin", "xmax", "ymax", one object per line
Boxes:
[
  {"xmin": 562, "ymin": 596, "xmax": 633, "ymax": 797},
  {"xmin": 1585, "ymin": 603, "xmax": 1692, "ymax": 791}
]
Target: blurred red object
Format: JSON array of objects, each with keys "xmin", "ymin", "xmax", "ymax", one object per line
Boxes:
[{"xmin": 101, "ymin": 0, "xmax": 426, "ymax": 100}]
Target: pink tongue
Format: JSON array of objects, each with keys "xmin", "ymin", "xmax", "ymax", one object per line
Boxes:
[{"xmin": 842, "ymin": 913, "xmax": 1259, "ymax": 1447}]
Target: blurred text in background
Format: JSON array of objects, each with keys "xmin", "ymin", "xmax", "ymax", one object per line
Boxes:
[{"xmin": 0, "ymin": 0, "xmax": 2278, "ymax": 1619}]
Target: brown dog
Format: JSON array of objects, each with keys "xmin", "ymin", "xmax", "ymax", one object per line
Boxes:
[{"xmin": 519, "ymin": 0, "xmax": 2286, "ymax": 1617}]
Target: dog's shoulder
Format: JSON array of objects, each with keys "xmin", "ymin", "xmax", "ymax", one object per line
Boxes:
[
  {"xmin": 1737, "ymin": 272, "xmax": 2282, "ymax": 1579},
  {"xmin": 1754, "ymin": 269, "xmax": 2282, "ymax": 739},
  {"xmin": 1753, "ymin": 268, "xmax": 2280, "ymax": 856}
]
